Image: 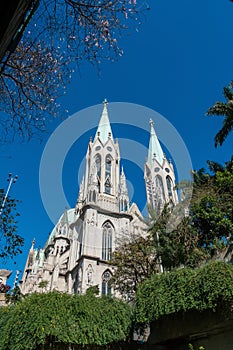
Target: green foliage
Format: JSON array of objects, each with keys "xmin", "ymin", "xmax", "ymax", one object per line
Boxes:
[
  {"xmin": 86, "ymin": 284, "xmax": 99, "ymax": 296},
  {"xmin": 0, "ymin": 291, "xmax": 132, "ymax": 350},
  {"xmin": 110, "ymin": 230, "xmax": 159, "ymax": 301},
  {"xmin": 156, "ymin": 158, "xmax": 233, "ymax": 269},
  {"xmin": 0, "ymin": 190, "xmax": 24, "ymax": 261},
  {"xmin": 190, "ymin": 159, "xmax": 233, "ymax": 257},
  {"xmin": 188, "ymin": 345, "xmax": 205, "ymax": 350},
  {"xmin": 135, "ymin": 261, "xmax": 233, "ymax": 323},
  {"xmin": 38, "ymin": 280, "xmax": 49, "ymax": 290},
  {"xmin": 149, "ymin": 206, "xmax": 205, "ymax": 270}
]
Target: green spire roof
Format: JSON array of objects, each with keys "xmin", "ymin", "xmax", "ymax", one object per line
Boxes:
[
  {"xmin": 94, "ymin": 99, "xmax": 113, "ymax": 144},
  {"xmin": 148, "ymin": 119, "xmax": 164, "ymax": 166}
]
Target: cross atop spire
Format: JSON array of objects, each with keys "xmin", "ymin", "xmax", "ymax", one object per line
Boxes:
[
  {"xmin": 94, "ymin": 98, "xmax": 113, "ymax": 144},
  {"xmin": 148, "ymin": 118, "xmax": 164, "ymax": 166}
]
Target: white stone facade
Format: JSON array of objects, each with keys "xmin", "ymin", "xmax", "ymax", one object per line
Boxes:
[{"xmin": 20, "ymin": 102, "xmax": 178, "ymax": 296}]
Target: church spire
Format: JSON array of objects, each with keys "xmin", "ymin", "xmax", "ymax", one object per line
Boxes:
[
  {"xmin": 94, "ymin": 99, "xmax": 113, "ymax": 144},
  {"xmin": 76, "ymin": 177, "xmax": 84, "ymax": 212},
  {"xmin": 119, "ymin": 166, "xmax": 129, "ymax": 212},
  {"xmin": 148, "ymin": 119, "xmax": 164, "ymax": 166},
  {"xmin": 27, "ymin": 239, "xmax": 35, "ymax": 266},
  {"xmin": 119, "ymin": 167, "xmax": 128, "ymax": 196}
]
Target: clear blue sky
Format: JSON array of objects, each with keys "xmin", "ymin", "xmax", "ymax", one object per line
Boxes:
[{"xmin": 1, "ymin": 0, "xmax": 233, "ymax": 284}]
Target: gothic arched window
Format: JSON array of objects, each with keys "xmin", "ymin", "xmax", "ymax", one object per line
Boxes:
[
  {"xmin": 120, "ymin": 199, "xmax": 128, "ymax": 212},
  {"xmin": 146, "ymin": 178, "xmax": 153, "ymax": 206},
  {"xmin": 101, "ymin": 270, "xmax": 112, "ymax": 296},
  {"xmin": 105, "ymin": 155, "xmax": 112, "ymax": 194},
  {"xmin": 102, "ymin": 222, "xmax": 113, "ymax": 260},
  {"xmin": 155, "ymin": 175, "xmax": 165, "ymax": 201},
  {"xmin": 166, "ymin": 176, "xmax": 173, "ymax": 198},
  {"xmin": 95, "ymin": 154, "xmax": 101, "ymax": 191}
]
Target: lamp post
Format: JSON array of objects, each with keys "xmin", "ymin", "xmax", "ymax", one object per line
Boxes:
[
  {"xmin": 0, "ymin": 173, "xmax": 18, "ymax": 215},
  {"xmin": 13, "ymin": 270, "xmax": 21, "ymax": 288}
]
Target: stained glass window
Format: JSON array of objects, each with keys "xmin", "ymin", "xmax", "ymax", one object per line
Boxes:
[{"xmin": 101, "ymin": 270, "xmax": 112, "ymax": 296}]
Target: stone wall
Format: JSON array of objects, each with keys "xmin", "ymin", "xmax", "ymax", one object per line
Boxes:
[{"xmin": 145, "ymin": 306, "xmax": 233, "ymax": 350}]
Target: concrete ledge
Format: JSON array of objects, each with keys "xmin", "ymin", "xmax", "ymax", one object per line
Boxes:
[{"xmin": 147, "ymin": 305, "xmax": 233, "ymax": 350}]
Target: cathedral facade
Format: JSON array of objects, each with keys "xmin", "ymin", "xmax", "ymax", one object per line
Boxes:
[{"xmin": 20, "ymin": 101, "xmax": 178, "ymax": 296}]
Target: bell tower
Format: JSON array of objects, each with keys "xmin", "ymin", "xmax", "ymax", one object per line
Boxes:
[
  {"xmin": 76, "ymin": 99, "xmax": 121, "ymax": 213},
  {"xmin": 144, "ymin": 119, "xmax": 178, "ymax": 213}
]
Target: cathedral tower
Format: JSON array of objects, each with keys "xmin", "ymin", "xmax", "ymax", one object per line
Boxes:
[
  {"xmin": 69, "ymin": 100, "xmax": 138, "ymax": 295},
  {"xmin": 144, "ymin": 119, "xmax": 178, "ymax": 214},
  {"xmin": 76, "ymin": 99, "xmax": 122, "ymax": 214}
]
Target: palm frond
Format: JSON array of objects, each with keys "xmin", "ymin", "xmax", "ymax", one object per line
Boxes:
[
  {"xmin": 206, "ymin": 102, "xmax": 232, "ymax": 117},
  {"xmin": 214, "ymin": 114, "xmax": 233, "ymax": 147},
  {"xmin": 223, "ymin": 86, "xmax": 233, "ymax": 102},
  {"xmin": 207, "ymin": 160, "xmax": 224, "ymax": 174}
]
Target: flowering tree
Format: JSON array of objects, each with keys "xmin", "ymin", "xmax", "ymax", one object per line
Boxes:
[{"xmin": 0, "ymin": 0, "xmax": 148, "ymax": 140}]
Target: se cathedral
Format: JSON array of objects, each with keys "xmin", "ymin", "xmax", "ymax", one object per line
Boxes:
[{"xmin": 20, "ymin": 101, "xmax": 178, "ymax": 296}]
